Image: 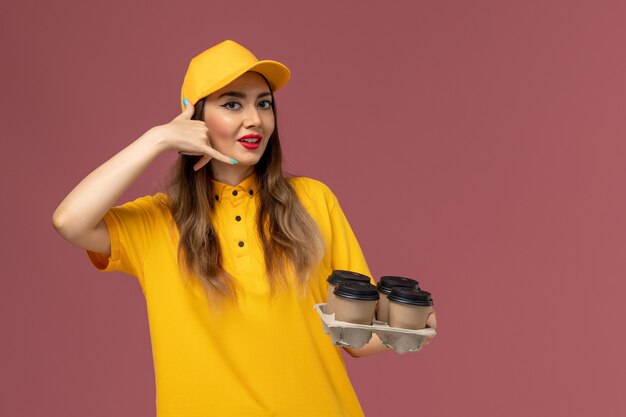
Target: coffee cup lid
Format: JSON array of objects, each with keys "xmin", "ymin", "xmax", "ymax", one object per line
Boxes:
[
  {"xmin": 377, "ymin": 275, "xmax": 420, "ymax": 294},
  {"xmin": 327, "ymin": 270, "xmax": 372, "ymax": 286},
  {"xmin": 387, "ymin": 287, "xmax": 433, "ymax": 306},
  {"xmin": 333, "ymin": 281, "xmax": 380, "ymax": 301}
]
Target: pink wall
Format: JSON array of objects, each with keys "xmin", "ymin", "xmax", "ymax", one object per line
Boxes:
[{"xmin": 3, "ymin": 0, "xmax": 626, "ymax": 415}]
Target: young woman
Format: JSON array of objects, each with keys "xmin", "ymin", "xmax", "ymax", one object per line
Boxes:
[{"xmin": 52, "ymin": 40, "xmax": 435, "ymax": 416}]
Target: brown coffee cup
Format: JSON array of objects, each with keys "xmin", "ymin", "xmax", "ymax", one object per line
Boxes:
[
  {"xmin": 325, "ymin": 270, "xmax": 372, "ymax": 315},
  {"xmin": 332, "ymin": 281, "xmax": 379, "ymax": 325},
  {"xmin": 376, "ymin": 276, "xmax": 419, "ymax": 323},
  {"xmin": 388, "ymin": 288, "xmax": 433, "ymax": 330}
]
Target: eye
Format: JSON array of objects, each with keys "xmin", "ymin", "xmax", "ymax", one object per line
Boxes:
[
  {"xmin": 258, "ymin": 100, "xmax": 273, "ymax": 110},
  {"xmin": 222, "ymin": 101, "xmax": 241, "ymax": 110}
]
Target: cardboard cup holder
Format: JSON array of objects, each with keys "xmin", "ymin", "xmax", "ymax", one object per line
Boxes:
[{"xmin": 314, "ymin": 303, "xmax": 436, "ymax": 354}]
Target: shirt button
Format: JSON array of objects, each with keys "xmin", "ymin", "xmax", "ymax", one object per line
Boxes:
[
  {"xmin": 238, "ymin": 241, "xmax": 244, "ymax": 247},
  {"xmin": 249, "ymin": 189, "xmax": 254, "ymax": 195},
  {"xmin": 232, "ymin": 190, "xmax": 238, "ymax": 196},
  {"xmin": 214, "ymin": 195, "xmax": 219, "ymax": 201},
  {"xmin": 235, "ymin": 215, "xmax": 241, "ymax": 221}
]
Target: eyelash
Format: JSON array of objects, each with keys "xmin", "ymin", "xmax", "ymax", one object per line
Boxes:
[{"xmin": 221, "ymin": 100, "xmax": 273, "ymax": 110}]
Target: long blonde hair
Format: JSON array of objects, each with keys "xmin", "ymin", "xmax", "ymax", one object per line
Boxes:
[{"xmin": 165, "ymin": 90, "xmax": 325, "ymax": 308}]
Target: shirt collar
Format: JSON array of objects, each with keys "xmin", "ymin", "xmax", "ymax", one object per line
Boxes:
[{"xmin": 211, "ymin": 172, "xmax": 259, "ymax": 204}]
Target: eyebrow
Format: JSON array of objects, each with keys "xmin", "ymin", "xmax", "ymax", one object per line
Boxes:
[{"xmin": 217, "ymin": 91, "xmax": 272, "ymax": 99}]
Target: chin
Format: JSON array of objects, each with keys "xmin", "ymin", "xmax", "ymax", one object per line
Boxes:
[
  {"xmin": 235, "ymin": 155, "xmax": 263, "ymax": 167},
  {"xmin": 235, "ymin": 149, "xmax": 267, "ymax": 164}
]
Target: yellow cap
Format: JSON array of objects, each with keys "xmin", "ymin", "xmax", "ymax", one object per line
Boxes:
[{"xmin": 180, "ymin": 40, "xmax": 290, "ymax": 111}]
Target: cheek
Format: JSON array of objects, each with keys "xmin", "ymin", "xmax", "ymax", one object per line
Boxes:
[
  {"xmin": 263, "ymin": 114, "xmax": 276, "ymax": 137},
  {"xmin": 203, "ymin": 114, "xmax": 237, "ymax": 143}
]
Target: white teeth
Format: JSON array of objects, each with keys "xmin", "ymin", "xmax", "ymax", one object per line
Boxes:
[{"xmin": 240, "ymin": 138, "xmax": 259, "ymax": 143}]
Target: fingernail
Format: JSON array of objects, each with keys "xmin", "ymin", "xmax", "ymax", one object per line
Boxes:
[
  {"xmin": 230, "ymin": 158, "xmax": 238, "ymax": 164},
  {"xmin": 183, "ymin": 97, "xmax": 189, "ymax": 107}
]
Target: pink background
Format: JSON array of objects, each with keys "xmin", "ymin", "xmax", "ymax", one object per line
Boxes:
[{"xmin": 3, "ymin": 0, "xmax": 626, "ymax": 415}]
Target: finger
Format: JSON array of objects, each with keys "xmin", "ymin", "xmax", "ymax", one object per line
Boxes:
[
  {"xmin": 193, "ymin": 154, "xmax": 212, "ymax": 171},
  {"xmin": 421, "ymin": 336, "xmax": 434, "ymax": 348},
  {"xmin": 172, "ymin": 98, "xmax": 195, "ymax": 121},
  {"xmin": 426, "ymin": 311, "xmax": 437, "ymax": 330},
  {"xmin": 202, "ymin": 146, "xmax": 238, "ymax": 165},
  {"xmin": 179, "ymin": 151, "xmax": 203, "ymax": 156}
]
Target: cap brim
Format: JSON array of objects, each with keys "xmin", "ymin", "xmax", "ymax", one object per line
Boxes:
[
  {"xmin": 246, "ymin": 60, "xmax": 291, "ymax": 92},
  {"xmin": 181, "ymin": 59, "xmax": 290, "ymax": 112},
  {"xmin": 202, "ymin": 60, "xmax": 290, "ymax": 98}
]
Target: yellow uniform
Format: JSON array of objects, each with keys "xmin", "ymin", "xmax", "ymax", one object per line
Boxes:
[{"xmin": 87, "ymin": 174, "xmax": 372, "ymax": 417}]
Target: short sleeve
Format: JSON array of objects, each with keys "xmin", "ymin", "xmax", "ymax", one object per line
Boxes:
[
  {"xmin": 86, "ymin": 194, "xmax": 167, "ymax": 284},
  {"xmin": 326, "ymin": 189, "xmax": 374, "ymax": 284}
]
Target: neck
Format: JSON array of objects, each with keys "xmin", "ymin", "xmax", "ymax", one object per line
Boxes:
[{"xmin": 209, "ymin": 161, "xmax": 255, "ymax": 186}]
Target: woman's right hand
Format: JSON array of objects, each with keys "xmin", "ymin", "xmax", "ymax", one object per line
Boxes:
[
  {"xmin": 53, "ymin": 100, "xmax": 234, "ymax": 253},
  {"xmin": 152, "ymin": 100, "xmax": 237, "ymax": 171}
]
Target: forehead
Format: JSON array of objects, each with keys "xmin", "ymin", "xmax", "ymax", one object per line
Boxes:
[{"xmin": 208, "ymin": 72, "xmax": 271, "ymax": 99}]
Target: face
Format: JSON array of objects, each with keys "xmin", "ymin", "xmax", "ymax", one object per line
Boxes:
[{"xmin": 202, "ymin": 71, "xmax": 275, "ymax": 168}]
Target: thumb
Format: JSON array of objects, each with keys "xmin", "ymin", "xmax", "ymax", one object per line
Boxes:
[
  {"xmin": 426, "ymin": 310, "xmax": 437, "ymax": 330},
  {"xmin": 173, "ymin": 98, "xmax": 195, "ymax": 121}
]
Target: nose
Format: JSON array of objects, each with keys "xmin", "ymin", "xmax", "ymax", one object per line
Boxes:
[{"xmin": 243, "ymin": 105, "xmax": 262, "ymax": 129}]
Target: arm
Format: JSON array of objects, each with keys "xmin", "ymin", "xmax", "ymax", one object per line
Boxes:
[
  {"xmin": 321, "ymin": 189, "xmax": 389, "ymax": 357},
  {"xmin": 52, "ymin": 102, "xmax": 234, "ymax": 254}
]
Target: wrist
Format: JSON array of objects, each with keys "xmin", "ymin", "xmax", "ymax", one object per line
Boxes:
[{"xmin": 140, "ymin": 127, "xmax": 170, "ymax": 154}]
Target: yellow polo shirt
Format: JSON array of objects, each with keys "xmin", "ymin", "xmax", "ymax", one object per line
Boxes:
[{"xmin": 87, "ymin": 174, "xmax": 373, "ymax": 417}]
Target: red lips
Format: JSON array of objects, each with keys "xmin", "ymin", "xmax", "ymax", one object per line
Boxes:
[
  {"xmin": 237, "ymin": 133, "xmax": 262, "ymax": 150},
  {"xmin": 238, "ymin": 133, "xmax": 262, "ymax": 141}
]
